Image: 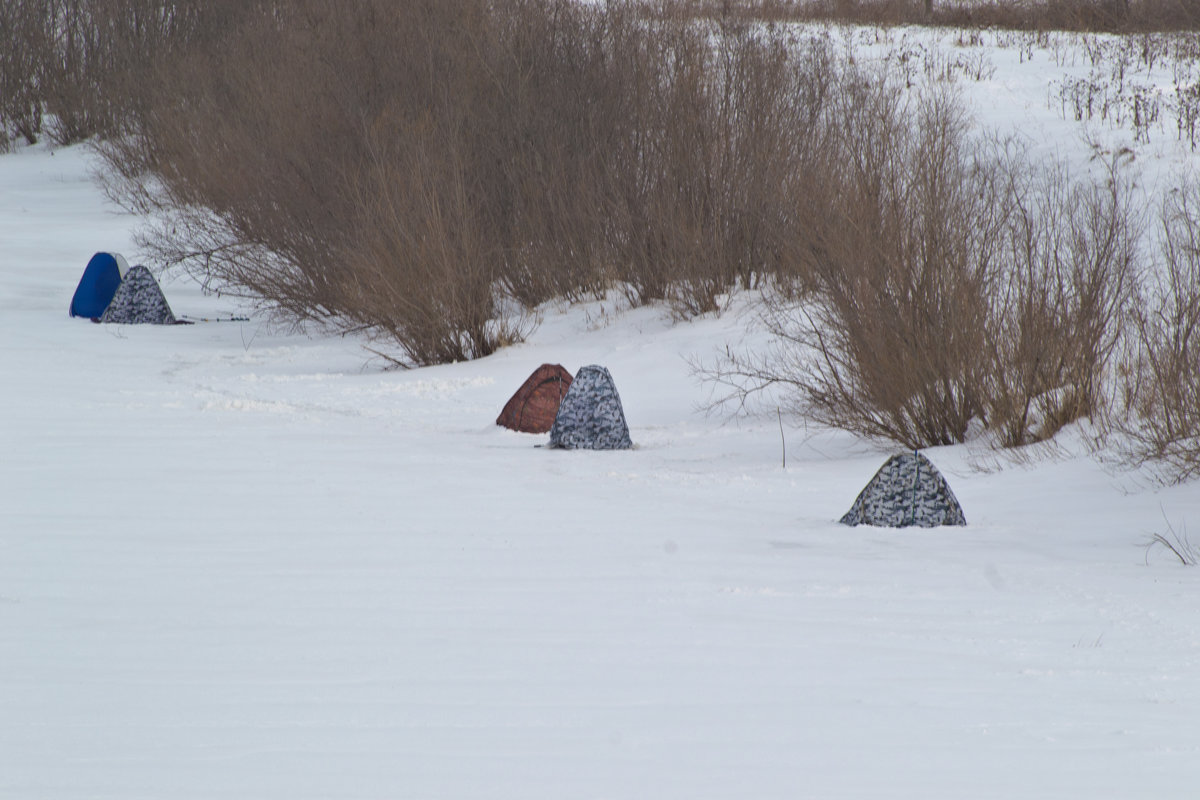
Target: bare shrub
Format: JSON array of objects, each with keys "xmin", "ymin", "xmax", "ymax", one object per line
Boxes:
[
  {"xmin": 586, "ymin": 8, "xmax": 836, "ymax": 317},
  {"xmin": 698, "ymin": 85, "xmax": 1140, "ymax": 452},
  {"xmin": 1115, "ymin": 179, "xmax": 1200, "ymax": 482},
  {"xmin": 0, "ymin": 0, "xmax": 254, "ymax": 149},
  {"xmin": 483, "ymin": 0, "xmax": 688, "ymax": 311},
  {"xmin": 1145, "ymin": 509, "xmax": 1199, "ymax": 565},
  {"xmin": 607, "ymin": 14, "xmax": 721, "ymax": 309},
  {"xmin": 704, "ymin": 80, "xmax": 1003, "ymax": 449},
  {"xmin": 985, "ymin": 152, "xmax": 1141, "ymax": 447},
  {"xmin": 42, "ymin": 0, "xmax": 144, "ymax": 144},
  {"xmin": 0, "ymin": 0, "xmax": 48, "ymax": 148},
  {"xmin": 794, "ymin": 86, "xmax": 1002, "ymax": 448},
  {"xmin": 32, "ymin": 0, "xmax": 251, "ymax": 146},
  {"xmin": 98, "ymin": 0, "xmax": 514, "ymax": 364},
  {"xmin": 337, "ymin": 127, "xmax": 531, "ymax": 365}
]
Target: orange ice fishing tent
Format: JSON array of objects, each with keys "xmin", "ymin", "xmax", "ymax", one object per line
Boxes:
[{"xmin": 496, "ymin": 364, "xmax": 573, "ymax": 433}]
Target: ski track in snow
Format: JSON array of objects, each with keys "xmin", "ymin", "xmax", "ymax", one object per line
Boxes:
[{"xmin": 3, "ymin": 24, "xmax": 1200, "ymax": 800}]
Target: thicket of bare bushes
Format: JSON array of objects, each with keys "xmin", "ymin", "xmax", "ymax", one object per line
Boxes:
[
  {"xmin": 1, "ymin": 0, "xmax": 251, "ymax": 149},
  {"xmin": 701, "ymin": 76, "xmax": 1140, "ymax": 451},
  {"xmin": 8, "ymin": 0, "xmax": 1200, "ymax": 476},
  {"xmin": 752, "ymin": 84, "xmax": 1000, "ymax": 448},
  {"xmin": 0, "ymin": 0, "xmax": 47, "ymax": 149},
  {"xmin": 92, "ymin": 0, "xmax": 852, "ymax": 363},
  {"xmin": 95, "ymin": 0, "xmax": 525, "ymax": 363}
]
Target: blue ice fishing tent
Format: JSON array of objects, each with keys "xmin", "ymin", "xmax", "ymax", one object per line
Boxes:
[{"xmin": 69, "ymin": 252, "xmax": 129, "ymax": 318}]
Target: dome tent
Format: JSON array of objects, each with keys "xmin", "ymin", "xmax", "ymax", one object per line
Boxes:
[
  {"xmin": 69, "ymin": 252, "xmax": 128, "ymax": 319},
  {"xmin": 548, "ymin": 365, "xmax": 632, "ymax": 450},
  {"xmin": 497, "ymin": 363, "xmax": 574, "ymax": 434},
  {"xmin": 840, "ymin": 451, "xmax": 966, "ymax": 528},
  {"xmin": 98, "ymin": 265, "xmax": 176, "ymax": 325}
]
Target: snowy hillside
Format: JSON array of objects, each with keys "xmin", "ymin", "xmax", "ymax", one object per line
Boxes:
[{"xmin": 3, "ymin": 23, "xmax": 1200, "ymax": 800}]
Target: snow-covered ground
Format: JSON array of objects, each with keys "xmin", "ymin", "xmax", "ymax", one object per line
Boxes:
[{"xmin": 3, "ymin": 25, "xmax": 1200, "ymax": 800}]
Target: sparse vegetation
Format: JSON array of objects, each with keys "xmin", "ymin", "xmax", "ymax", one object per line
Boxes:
[
  {"xmin": 712, "ymin": 0, "xmax": 1200, "ymax": 34},
  {"xmin": 1145, "ymin": 509, "xmax": 1199, "ymax": 565},
  {"xmin": 1051, "ymin": 31, "xmax": 1200, "ymax": 150}
]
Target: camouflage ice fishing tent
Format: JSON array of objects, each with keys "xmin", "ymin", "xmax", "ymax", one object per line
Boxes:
[
  {"xmin": 497, "ymin": 363, "xmax": 574, "ymax": 433},
  {"xmin": 548, "ymin": 365, "xmax": 632, "ymax": 450},
  {"xmin": 840, "ymin": 451, "xmax": 966, "ymax": 528},
  {"xmin": 98, "ymin": 265, "xmax": 176, "ymax": 325}
]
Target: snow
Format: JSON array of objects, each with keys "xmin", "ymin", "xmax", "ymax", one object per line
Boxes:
[{"xmin": 4, "ymin": 26, "xmax": 1200, "ymax": 800}]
